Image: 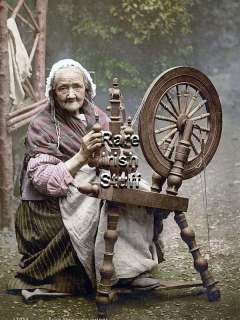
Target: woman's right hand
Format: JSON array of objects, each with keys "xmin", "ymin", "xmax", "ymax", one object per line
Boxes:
[
  {"xmin": 65, "ymin": 130, "xmax": 102, "ymax": 177},
  {"xmin": 78, "ymin": 130, "xmax": 102, "ymax": 163}
]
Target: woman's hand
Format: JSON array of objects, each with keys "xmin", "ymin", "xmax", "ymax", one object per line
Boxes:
[
  {"xmin": 65, "ymin": 130, "xmax": 102, "ymax": 177},
  {"xmin": 78, "ymin": 130, "xmax": 102, "ymax": 163}
]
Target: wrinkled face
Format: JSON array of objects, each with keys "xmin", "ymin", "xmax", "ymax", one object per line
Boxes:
[{"xmin": 53, "ymin": 67, "xmax": 86, "ymax": 114}]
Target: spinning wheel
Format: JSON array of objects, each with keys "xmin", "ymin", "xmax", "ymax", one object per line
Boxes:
[
  {"xmin": 90, "ymin": 71, "xmax": 222, "ymax": 320},
  {"xmin": 139, "ymin": 67, "xmax": 222, "ymax": 179}
]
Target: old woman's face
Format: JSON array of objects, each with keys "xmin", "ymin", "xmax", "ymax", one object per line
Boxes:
[{"xmin": 53, "ymin": 67, "xmax": 86, "ymax": 115}]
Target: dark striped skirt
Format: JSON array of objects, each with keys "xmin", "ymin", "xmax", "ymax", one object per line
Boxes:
[{"xmin": 8, "ymin": 200, "xmax": 92, "ymax": 294}]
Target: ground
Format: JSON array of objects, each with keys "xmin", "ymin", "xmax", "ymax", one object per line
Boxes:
[{"xmin": 0, "ymin": 110, "xmax": 239, "ymax": 320}]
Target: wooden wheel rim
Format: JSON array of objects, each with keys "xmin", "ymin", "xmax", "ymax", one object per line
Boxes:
[{"xmin": 138, "ymin": 66, "xmax": 222, "ymax": 179}]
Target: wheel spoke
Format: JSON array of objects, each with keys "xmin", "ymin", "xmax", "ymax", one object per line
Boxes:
[
  {"xmin": 185, "ymin": 89, "xmax": 199, "ymax": 115},
  {"xmin": 157, "ymin": 128, "xmax": 178, "ymax": 146},
  {"xmin": 155, "ymin": 115, "xmax": 177, "ymax": 123},
  {"xmin": 192, "ymin": 131, "xmax": 201, "ymax": 143},
  {"xmin": 190, "ymin": 139, "xmax": 199, "ymax": 155},
  {"xmin": 155, "ymin": 124, "xmax": 177, "ymax": 134},
  {"xmin": 188, "ymin": 99, "xmax": 207, "ymax": 117},
  {"xmin": 193, "ymin": 124, "xmax": 210, "ymax": 133},
  {"xmin": 165, "ymin": 92, "xmax": 179, "ymax": 116},
  {"xmin": 191, "ymin": 112, "xmax": 210, "ymax": 121},
  {"xmin": 160, "ymin": 101, "xmax": 178, "ymax": 119},
  {"xmin": 164, "ymin": 131, "xmax": 179, "ymax": 157},
  {"xmin": 183, "ymin": 84, "xmax": 190, "ymax": 113},
  {"xmin": 176, "ymin": 85, "xmax": 181, "ymax": 113}
]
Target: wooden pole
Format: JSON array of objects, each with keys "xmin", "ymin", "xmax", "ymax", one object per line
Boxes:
[
  {"xmin": 0, "ymin": 1, "xmax": 14, "ymax": 229},
  {"xmin": 11, "ymin": 0, "xmax": 24, "ymax": 19},
  {"xmin": 8, "ymin": 98, "xmax": 47, "ymax": 120},
  {"xmin": 23, "ymin": 2, "xmax": 40, "ymax": 32},
  {"xmin": 6, "ymin": 2, "xmax": 35, "ymax": 31},
  {"xmin": 34, "ymin": 0, "xmax": 48, "ymax": 100},
  {"xmin": 8, "ymin": 103, "xmax": 47, "ymax": 132}
]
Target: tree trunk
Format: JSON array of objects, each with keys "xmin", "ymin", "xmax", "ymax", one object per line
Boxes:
[
  {"xmin": 34, "ymin": 0, "xmax": 48, "ymax": 100},
  {"xmin": 0, "ymin": 1, "xmax": 14, "ymax": 229}
]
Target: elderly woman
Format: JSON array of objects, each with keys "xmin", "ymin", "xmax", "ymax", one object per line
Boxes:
[{"xmin": 9, "ymin": 59, "xmax": 160, "ymax": 297}]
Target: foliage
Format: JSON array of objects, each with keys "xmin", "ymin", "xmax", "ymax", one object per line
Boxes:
[
  {"xmin": 57, "ymin": 0, "xmax": 194, "ymax": 93},
  {"xmin": 110, "ymin": 0, "xmax": 192, "ymax": 44}
]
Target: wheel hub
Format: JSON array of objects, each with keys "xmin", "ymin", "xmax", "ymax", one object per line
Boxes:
[{"xmin": 177, "ymin": 113, "xmax": 188, "ymax": 132}]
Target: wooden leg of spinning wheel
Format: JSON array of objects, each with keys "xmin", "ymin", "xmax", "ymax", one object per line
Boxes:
[
  {"xmin": 174, "ymin": 210, "xmax": 221, "ymax": 302},
  {"xmin": 96, "ymin": 201, "xmax": 120, "ymax": 320}
]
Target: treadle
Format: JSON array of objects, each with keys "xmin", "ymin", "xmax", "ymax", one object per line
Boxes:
[
  {"xmin": 154, "ymin": 280, "xmax": 203, "ymax": 290},
  {"xmin": 113, "ymin": 280, "xmax": 203, "ymax": 295}
]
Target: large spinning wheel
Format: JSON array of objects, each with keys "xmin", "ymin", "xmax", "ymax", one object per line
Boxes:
[
  {"xmin": 94, "ymin": 73, "xmax": 221, "ymax": 319},
  {"xmin": 139, "ymin": 67, "xmax": 222, "ymax": 179}
]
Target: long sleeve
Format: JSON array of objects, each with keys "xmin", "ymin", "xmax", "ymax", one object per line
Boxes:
[{"xmin": 27, "ymin": 153, "xmax": 74, "ymax": 197}]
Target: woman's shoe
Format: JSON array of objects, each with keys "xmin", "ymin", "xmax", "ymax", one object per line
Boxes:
[{"xmin": 117, "ymin": 273, "xmax": 161, "ymax": 291}]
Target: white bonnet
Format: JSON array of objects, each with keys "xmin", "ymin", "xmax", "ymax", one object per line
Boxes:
[{"xmin": 45, "ymin": 59, "xmax": 96, "ymax": 99}]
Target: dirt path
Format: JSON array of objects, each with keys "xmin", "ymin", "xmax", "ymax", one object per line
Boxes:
[{"xmin": 0, "ymin": 111, "xmax": 240, "ymax": 320}]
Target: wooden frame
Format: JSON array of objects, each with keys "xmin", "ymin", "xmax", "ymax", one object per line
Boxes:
[{"xmin": 0, "ymin": 0, "xmax": 48, "ymax": 229}]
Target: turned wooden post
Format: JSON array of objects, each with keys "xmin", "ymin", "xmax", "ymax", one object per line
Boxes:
[
  {"xmin": 0, "ymin": 1, "xmax": 14, "ymax": 229},
  {"xmin": 166, "ymin": 119, "xmax": 220, "ymax": 301},
  {"xmin": 174, "ymin": 210, "xmax": 220, "ymax": 301},
  {"xmin": 96, "ymin": 79, "xmax": 123, "ymax": 319},
  {"xmin": 166, "ymin": 119, "xmax": 193, "ymax": 195},
  {"xmin": 96, "ymin": 201, "xmax": 120, "ymax": 319},
  {"xmin": 151, "ymin": 173, "xmax": 167, "ymax": 262}
]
